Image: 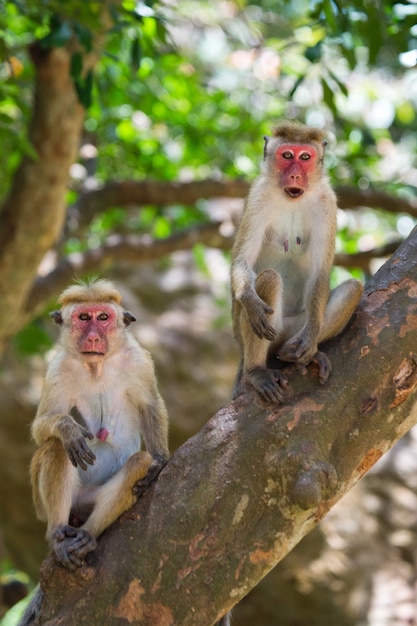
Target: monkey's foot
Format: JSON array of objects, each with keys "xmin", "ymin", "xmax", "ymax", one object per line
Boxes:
[
  {"xmin": 246, "ymin": 366, "xmax": 289, "ymax": 404},
  {"xmin": 132, "ymin": 453, "xmax": 167, "ymax": 497},
  {"xmin": 52, "ymin": 526, "xmax": 97, "ymax": 571},
  {"xmin": 296, "ymin": 351, "xmax": 331, "ymax": 384}
]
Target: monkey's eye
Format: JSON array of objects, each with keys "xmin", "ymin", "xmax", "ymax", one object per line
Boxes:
[
  {"xmin": 299, "ymin": 152, "xmax": 311, "ymax": 160},
  {"xmin": 97, "ymin": 312, "xmax": 109, "ymax": 321},
  {"xmin": 78, "ymin": 313, "xmax": 91, "ymax": 321},
  {"xmin": 281, "ymin": 151, "xmax": 294, "ymax": 159}
]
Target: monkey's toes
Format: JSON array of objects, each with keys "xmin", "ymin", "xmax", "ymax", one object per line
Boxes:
[
  {"xmin": 313, "ymin": 351, "xmax": 331, "ymax": 384},
  {"xmin": 53, "ymin": 529, "xmax": 96, "ymax": 570},
  {"xmin": 247, "ymin": 367, "xmax": 289, "ymax": 404}
]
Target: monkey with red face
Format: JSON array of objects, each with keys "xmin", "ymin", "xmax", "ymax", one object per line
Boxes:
[
  {"xmin": 231, "ymin": 121, "xmax": 363, "ymax": 403},
  {"xmin": 30, "ymin": 278, "xmax": 169, "ymax": 571}
]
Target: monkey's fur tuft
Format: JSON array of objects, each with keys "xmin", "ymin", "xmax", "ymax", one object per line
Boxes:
[
  {"xmin": 271, "ymin": 120, "xmax": 326, "ymax": 145},
  {"xmin": 58, "ymin": 277, "xmax": 122, "ymax": 306}
]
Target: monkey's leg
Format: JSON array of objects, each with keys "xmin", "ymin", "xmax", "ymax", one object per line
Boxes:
[
  {"xmin": 319, "ymin": 278, "xmax": 363, "ymax": 342},
  {"xmin": 31, "ymin": 440, "xmax": 97, "ymax": 570},
  {"xmin": 82, "ymin": 451, "xmax": 153, "ymax": 538},
  {"xmin": 241, "ymin": 270, "xmax": 288, "ymax": 403},
  {"xmin": 298, "ymin": 278, "xmax": 363, "ymax": 384}
]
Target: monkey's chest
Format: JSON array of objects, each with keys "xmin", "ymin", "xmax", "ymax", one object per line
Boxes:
[
  {"xmin": 257, "ymin": 225, "xmax": 312, "ymax": 315},
  {"xmin": 69, "ymin": 390, "xmax": 141, "ymax": 485}
]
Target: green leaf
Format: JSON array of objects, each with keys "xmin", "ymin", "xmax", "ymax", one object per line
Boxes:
[
  {"xmin": 70, "ymin": 52, "xmax": 83, "ymax": 80},
  {"xmin": 130, "ymin": 34, "xmax": 142, "ymax": 71}
]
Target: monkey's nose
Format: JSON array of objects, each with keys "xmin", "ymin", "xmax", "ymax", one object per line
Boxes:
[{"xmin": 86, "ymin": 333, "xmax": 100, "ymax": 345}]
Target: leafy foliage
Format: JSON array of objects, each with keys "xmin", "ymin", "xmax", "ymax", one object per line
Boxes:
[{"xmin": 0, "ymin": 0, "xmax": 416, "ymax": 329}]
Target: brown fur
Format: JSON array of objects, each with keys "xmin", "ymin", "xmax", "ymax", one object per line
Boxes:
[{"xmin": 271, "ymin": 120, "xmax": 326, "ymax": 145}]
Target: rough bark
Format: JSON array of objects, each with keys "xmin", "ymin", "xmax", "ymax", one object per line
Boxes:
[{"xmin": 33, "ymin": 227, "xmax": 417, "ymax": 625}]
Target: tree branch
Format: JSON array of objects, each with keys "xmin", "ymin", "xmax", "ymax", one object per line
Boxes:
[
  {"xmin": 70, "ymin": 179, "xmax": 417, "ymax": 229},
  {"xmin": 34, "ymin": 227, "xmax": 417, "ymax": 625},
  {"xmin": 26, "ymin": 222, "xmax": 232, "ymax": 316},
  {"xmin": 25, "ymin": 227, "xmax": 403, "ymax": 320}
]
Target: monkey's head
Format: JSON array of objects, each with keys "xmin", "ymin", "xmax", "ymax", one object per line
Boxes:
[
  {"xmin": 263, "ymin": 121, "xmax": 327, "ymax": 199},
  {"xmin": 51, "ymin": 279, "xmax": 136, "ymax": 362}
]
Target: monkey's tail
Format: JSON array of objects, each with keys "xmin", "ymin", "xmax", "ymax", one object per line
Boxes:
[
  {"xmin": 18, "ymin": 584, "xmax": 44, "ymax": 626},
  {"xmin": 217, "ymin": 611, "xmax": 232, "ymax": 625}
]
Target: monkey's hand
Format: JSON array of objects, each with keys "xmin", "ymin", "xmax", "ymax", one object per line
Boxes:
[
  {"xmin": 280, "ymin": 337, "xmax": 332, "ymax": 384},
  {"xmin": 58, "ymin": 416, "xmax": 96, "ymax": 470},
  {"xmin": 279, "ymin": 332, "xmax": 317, "ymax": 365},
  {"xmin": 132, "ymin": 454, "xmax": 168, "ymax": 497},
  {"xmin": 52, "ymin": 526, "xmax": 97, "ymax": 571},
  {"xmin": 241, "ymin": 293, "xmax": 276, "ymax": 341}
]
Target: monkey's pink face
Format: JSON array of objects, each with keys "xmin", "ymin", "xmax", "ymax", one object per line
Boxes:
[
  {"xmin": 275, "ymin": 144, "xmax": 319, "ymax": 199},
  {"xmin": 71, "ymin": 304, "xmax": 118, "ymax": 359}
]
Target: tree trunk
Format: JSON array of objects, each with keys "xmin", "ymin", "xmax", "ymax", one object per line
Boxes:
[
  {"xmin": 30, "ymin": 227, "xmax": 417, "ymax": 625},
  {"xmin": 0, "ymin": 44, "xmax": 85, "ymax": 348}
]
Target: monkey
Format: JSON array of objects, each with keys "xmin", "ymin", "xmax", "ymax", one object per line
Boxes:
[
  {"xmin": 231, "ymin": 120, "xmax": 363, "ymax": 403},
  {"xmin": 30, "ymin": 278, "xmax": 169, "ymax": 571}
]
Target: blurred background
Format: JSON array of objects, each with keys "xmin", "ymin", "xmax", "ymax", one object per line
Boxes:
[{"xmin": 1, "ymin": 1, "xmax": 417, "ymax": 624}]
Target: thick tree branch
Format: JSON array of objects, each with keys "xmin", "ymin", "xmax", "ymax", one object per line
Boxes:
[
  {"xmin": 71, "ymin": 179, "xmax": 417, "ymax": 229},
  {"xmin": 34, "ymin": 227, "xmax": 417, "ymax": 625}
]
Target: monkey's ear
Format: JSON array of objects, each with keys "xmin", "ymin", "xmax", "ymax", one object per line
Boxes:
[
  {"xmin": 263, "ymin": 135, "xmax": 270, "ymax": 160},
  {"xmin": 123, "ymin": 311, "xmax": 137, "ymax": 326},
  {"xmin": 50, "ymin": 310, "xmax": 63, "ymax": 325}
]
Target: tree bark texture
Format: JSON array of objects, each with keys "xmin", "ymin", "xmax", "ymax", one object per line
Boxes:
[{"xmin": 33, "ymin": 228, "xmax": 417, "ymax": 625}]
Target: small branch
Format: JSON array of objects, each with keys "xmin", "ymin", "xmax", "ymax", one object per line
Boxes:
[
  {"xmin": 334, "ymin": 240, "xmax": 402, "ymax": 272},
  {"xmin": 336, "ymin": 185, "xmax": 417, "ymax": 217},
  {"xmin": 26, "ymin": 222, "xmax": 232, "ymax": 315}
]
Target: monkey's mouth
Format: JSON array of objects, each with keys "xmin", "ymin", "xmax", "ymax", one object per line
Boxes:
[
  {"xmin": 82, "ymin": 351, "xmax": 105, "ymax": 356},
  {"xmin": 284, "ymin": 187, "xmax": 304, "ymax": 199}
]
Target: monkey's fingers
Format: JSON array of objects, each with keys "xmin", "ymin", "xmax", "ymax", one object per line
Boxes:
[
  {"xmin": 313, "ymin": 351, "xmax": 332, "ymax": 384},
  {"xmin": 52, "ymin": 524, "xmax": 78, "ymax": 543},
  {"xmin": 81, "ymin": 428, "xmax": 95, "ymax": 441},
  {"xmin": 279, "ymin": 335, "xmax": 315, "ymax": 364},
  {"xmin": 66, "ymin": 530, "xmax": 97, "ymax": 555},
  {"xmin": 66, "ymin": 439, "xmax": 96, "ymax": 470},
  {"xmin": 132, "ymin": 457, "xmax": 165, "ymax": 497},
  {"xmin": 251, "ymin": 318, "xmax": 277, "ymax": 341},
  {"xmin": 247, "ymin": 367, "xmax": 288, "ymax": 404}
]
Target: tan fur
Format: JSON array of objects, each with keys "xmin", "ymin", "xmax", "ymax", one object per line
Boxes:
[
  {"xmin": 58, "ymin": 277, "xmax": 122, "ymax": 306},
  {"xmin": 231, "ymin": 122, "xmax": 363, "ymax": 403},
  {"xmin": 30, "ymin": 278, "xmax": 169, "ymax": 569}
]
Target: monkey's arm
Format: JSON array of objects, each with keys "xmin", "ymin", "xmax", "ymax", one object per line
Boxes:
[
  {"xmin": 231, "ymin": 204, "xmax": 276, "ymax": 341},
  {"xmin": 32, "ymin": 409, "xmax": 96, "ymax": 470},
  {"xmin": 133, "ymin": 396, "xmax": 169, "ymax": 496}
]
